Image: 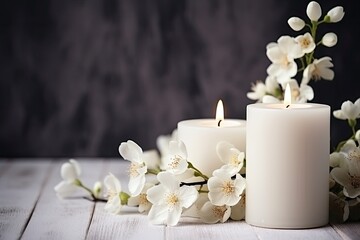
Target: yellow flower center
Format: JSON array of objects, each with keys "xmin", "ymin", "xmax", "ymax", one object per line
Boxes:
[
  {"xmin": 139, "ymin": 193, "xmax": 149, "ymax": 205},
  {"xmin": 230, "ymin": 154, "xmax": 240, "ymax": 166},
  {"xmin": 128, "ymin": 162, "xmax": 142, "ymax": 178},
  {"xmin": 168, "ymin": 155, "xmax": 182, "ymax": 169},
  {"xmin": 212, "ymin": 206, "xmax": 227, "ymax": 218},
  {"xmin": 281, "ymin": 55, "xmax": 291, "ymax": 68},
  {"xmin": 300, "ymin": 38, "xmax": 311, "ymax": 49},
  {"xmin": 350, "ymin": 175, "xmax": 360, "ymax": 188},
  {"xmin": 107, "ymin": 189, "xmax": 117, "ymax": 201},
  {"xmin": 222, "ymin": 181, "xmax": 235, "ymax": 196},
  {"xmin": 166, "ymin": 193, "xmax": 179, "ymax": 208}
]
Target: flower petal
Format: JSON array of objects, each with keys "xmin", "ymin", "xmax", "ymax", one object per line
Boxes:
[
  {"xmin": 119, "ymin": 140, "xmax": 143, "ymax": 163},
  {"xmin": 333, "ymin": 110, "xmax": 347, "ymax": 120},
  {"xmin": 167, "ymin": 206, "xmax": 182, "ymax": 226},
  {"xmin": 54, "ymin": 181, "xmax": 78, "ymax": 198},
  {"xmin": 104, "ymin": 173, "xmax": 122, "ymax": 193},
  {"xmin": 157, "ymin": 172, "xmax": 180, "ymax": 191},
  {"xmin": 104, "ymin": 195, "xmax": 122, "ymax": 214},
  {"xmin": 178, "ymin": 186, "xmax": 198, "ymax": 208},
  {"xmin": 147, "ymin": 185, "xmax": 167, "ymax": 204},
  {"xmin": 148, "ymin": 204, "xmax": 168, "ymax": 225},
  {"xmin": 129, "ymin": 174, "xmax": 146, "ymax": 196},
  {"xmin": 61, "ymin": 162, "xmax": 78, "ymax": 181}
]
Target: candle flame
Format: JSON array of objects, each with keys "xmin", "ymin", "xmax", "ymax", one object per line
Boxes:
[
  {"xmin": 216, "ymin": 100, "xmax": 224, "ymax": 124},
  {"xmin": 284, "ymin": 84, "xmax": 292, "ymax": 107}
]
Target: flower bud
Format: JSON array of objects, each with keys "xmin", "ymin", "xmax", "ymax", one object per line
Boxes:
[
  {"xmin": 306, "ymin": 1, "xmax": 322, "ymax": 21},
  {"xmin": 287, "ymin": 17, "xmax": 305, "ymax": 31},
  {"xmin": 326, "ymin": 6, "xmax": 345, "ymax": 23},
  {"xmin": 322, "ymin": 32, "xmax": 338, "ymax": 47}
]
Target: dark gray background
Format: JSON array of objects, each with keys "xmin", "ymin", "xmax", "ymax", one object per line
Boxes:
[{"xmin": 0, "ymin": 0, "xmax": 358, "ymax": 157}]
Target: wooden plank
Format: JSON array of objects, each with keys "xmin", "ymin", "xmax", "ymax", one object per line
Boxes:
[
  {"xmin": 87, "ymin": 203, "xmax": 164, "ymax": 240},
  {"xmin": 0, "ymin": 160, "xmax": 51, "ymax": 240},
  {"xmin": 0, "ymin": 159, "xmax": 10, "ymax": 176},
  {"xmin": 21, "ymin": 159, "xmax": 105, "ymax": 240},
  {"xmin": 166, "ymin": 220, "xmax": 259, "ymax": 240},
  {"xmin": 251, "ymin": 224, "xmax": 342, "ymax": 240},
  {"xmin": 332, "ymin": 222, "xmax": 360, "ymax": 240},
  {"xmin": 86, "ymin": 159, "xmax": 165, "ymax": 240}
]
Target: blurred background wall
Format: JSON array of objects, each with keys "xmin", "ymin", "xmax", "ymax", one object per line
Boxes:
[{"xmin": 0, "ymin": 0, "xmax": 358, "ymax": 157}]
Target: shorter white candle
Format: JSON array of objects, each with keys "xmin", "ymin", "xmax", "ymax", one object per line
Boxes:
[
  {"xmin": 178, "ymin": 100, "xmax": 246, "ymax": 176},
  {"xmin": 246, "ymin": 85, "xmax": 330, "ymax": 228}
]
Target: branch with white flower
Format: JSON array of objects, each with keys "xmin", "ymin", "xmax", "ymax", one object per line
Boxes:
[{"xmin": 247, "ymin": 1, "xmax": 344, "ymax": 103}]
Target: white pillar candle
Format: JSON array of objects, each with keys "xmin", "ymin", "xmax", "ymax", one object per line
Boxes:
[
  {"xmin": 178, "ymin": 100, "xmax": 246, "ymax": 176},
  {"xmin": 246, "ymin": 99, "xmax": 330, "ymax": 228}
]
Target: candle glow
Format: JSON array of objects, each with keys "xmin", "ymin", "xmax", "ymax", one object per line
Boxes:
[
  {"xmin": 216, "ymin": 100, "xmax": 224, "ymax": 124},
  {"xmin": 284, "ymin": 84, "xmax": 292, "ymax": 107}
]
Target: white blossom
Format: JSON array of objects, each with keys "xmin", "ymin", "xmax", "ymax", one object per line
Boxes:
[
  {"xmin": 119, "ymin": 140, "xmax": 147, "ymax": 196},
  {"xmin": 198, "ymin": 201, "xmax": 231, "ymax": 224},
  {"xmin": 327, "ymin": 6, "xmax": 345, "ymax": 23},
  {"xmin": 104, "ymin": 173, "xmax": 123, "ymax": 214},
  {"xmin": 356, "ymin": 130, "xmax": 360, "ymax": 141},
  {"xmin": 216, "ymin": 141, "xmax": 244, "ymax": 175},
  {"xmin": 93, "ymin": 181, "xmax": 102, "ymax": 198},
  {"xmin": 322, "ymin": 32, "xmax": 338, "ymax": 47},
  {"xmin": 302, "ymin": 57, "xmax": 334, "ymax": 84},
  {"xmin": 208, "ymin": 169, "xmax": 246, "ymax": 207},
  {"xmin": 54, "ymin": 159, "xmax": 81, "ymax": 198},
  {"xmin": 331, "ymin": 143, "xmax": 360, "ymax": 198},
  {"xmin": 247, "ymin": 76, "xmax": 279, "ymax": 102},
  {"xmin": 287, "ymin": 17, "xmax": 305, "ymax": 31},
  {"xmin": 128, "ymin": 182, "xmax": 154, "ymax": 213},
  {"xmin": 306, "ymin": 1, "xmax": 322, "ymax": 21},
  {"xmin": 163, "ymin": 140, "xmax": 188, "ymax": 175},
  {"xmin": 295, "ymin": 33, "xmax": 316, "ymax": 54},
  {"xmin": 266, "ymin": 36, "xmax": 303, "ymax": 84},
  {"xmin": 156, "ymin": 129, "xmax": 178, "ymax": 169},
  {"xmin": 333, "ymin": 98, "xmax": 360, "ymax": 120},
  {"xmin": 147, "ymin": 172, "xmax": 198, "ymax": 226}
]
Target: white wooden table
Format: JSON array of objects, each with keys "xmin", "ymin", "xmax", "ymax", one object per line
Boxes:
[{"xmin": 0, "ymin": 159, "xmax": 359, "ymax": 240}]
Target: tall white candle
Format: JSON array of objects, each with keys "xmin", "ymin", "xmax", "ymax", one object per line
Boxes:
[
  {"xmin": 245, "ymin": 93, "xmax": 330, "ymax": 228},
  {"xmin": 178, "ymin": 100, "xmax": 246, "ymax": 176}
]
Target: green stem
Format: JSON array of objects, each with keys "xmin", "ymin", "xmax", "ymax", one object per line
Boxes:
[
  {"xmin": 198, "ymin": 190, "xmax": 209, "ymax": 194},
  {"xmin": 188, "ymin": 162, "xmax": 209, "ymax": 180},
  {"xmin": 74, "ymin": 179, "xmax": 97, "ymax": 200},
  {"xmin": 147, "ymin": 168, "xmax": 161, "ymax": 175}
]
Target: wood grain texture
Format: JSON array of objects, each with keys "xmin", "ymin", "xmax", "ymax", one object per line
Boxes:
[
  {"xmin": 251, "ymin": 224, "xmax": 342, "ymax": 240},
  {"xmin": 167, "ymin": 219, "xmax": 259, "ymax": 240},
  {"xmin": 21, "ymin": 159, "xmax": 104, "ymax": 240},
  {"xmin": 1, "ymin": 159, "xmax": 360, "ymax": 240},
  {"xmin": 0, "ymin": 160, "xmax": 51, "ymax": 240},
  {"xmin": 332, "ymin": 222, "xmax": 360, "ymax": 240}
]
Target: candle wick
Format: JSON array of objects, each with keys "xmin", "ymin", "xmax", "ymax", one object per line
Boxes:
[
  {"xmin": 286, "ymin": 105, "xmax": 290, "ymax": 108},
  {"xmin": 218, "ymin": 120, "xmax": 222, "ymax": 127}
]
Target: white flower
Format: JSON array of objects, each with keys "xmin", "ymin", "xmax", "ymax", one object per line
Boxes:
[
  {"xmin": 266, "ymin": 36, "xmax": 303, "ymax": 84},
  {"xmin": 287, "ymin": 17, "xmax": 305, "ymax": 31},
  {"xmin": 104, "ymin": 173, "xmax": 122, "ymax": 214},
  {"xmin": 208, "ymin": 169, "xmax": 246, "ymax": 206},
  {"xmin": 230, "ymin": 193, "xmax": 246, "ymax": 220},
  {"xmin": 302, "ymin": 57, "xmax": 334, "ymax": 84},
  {"xmin": 331, "ymin": 144, "xmax": 360, "ymax": 198},
  {"xmin": 306, "ymin": 1, "xmax": 322, "ymax": 21},
  {"xmin": 128, "ymin": 182, "xmax": 154, "ymax": 213},
  {"xmin": 333, "ymin": 98, "xmax": 360, "ymax": 120},
  {"xmin": 216, "ymin": 141, "xmax": 244, "ymax": 175},
  {"xmin": 198, "ymin": 201, "xmax": 231, "ymax": 224},
  {"xmin": 327, "ymin": 6, "xmax": 345, "ymax": 23},
  {"xmin": 295, "ymin": 33, "xmax": 316, "ymax": 54},
  {"xmin": 163, "ymin": 140, "xmax": 188, "ymax": 175},
  {"xmin": 322, "ymin": 32, "xmax": 338, "ymax": 47},
  {"xmin": 147, "ymin": 172, "xmax": 198, "ymax": 226},
  {"xmin": 247, "ymin": 76, "xmax": 279, "ymax": 102},
  {"xmin": 119, "ymin": 140, "xmax": 147, "ymax": 196},
  {"xmin": 54, "ymin": 159, "xmax": 81, "ymax": 198},
  {"xmin": 143, "ymin": 150, "xmax": 160, "ymax": 170},
  {"xmin": 156, "ymin": 129, "xmax": 178, "ymax": 169},
  {"xmin": 263, "ymin": 79, "xmax": 313, "ymax": 103}
]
